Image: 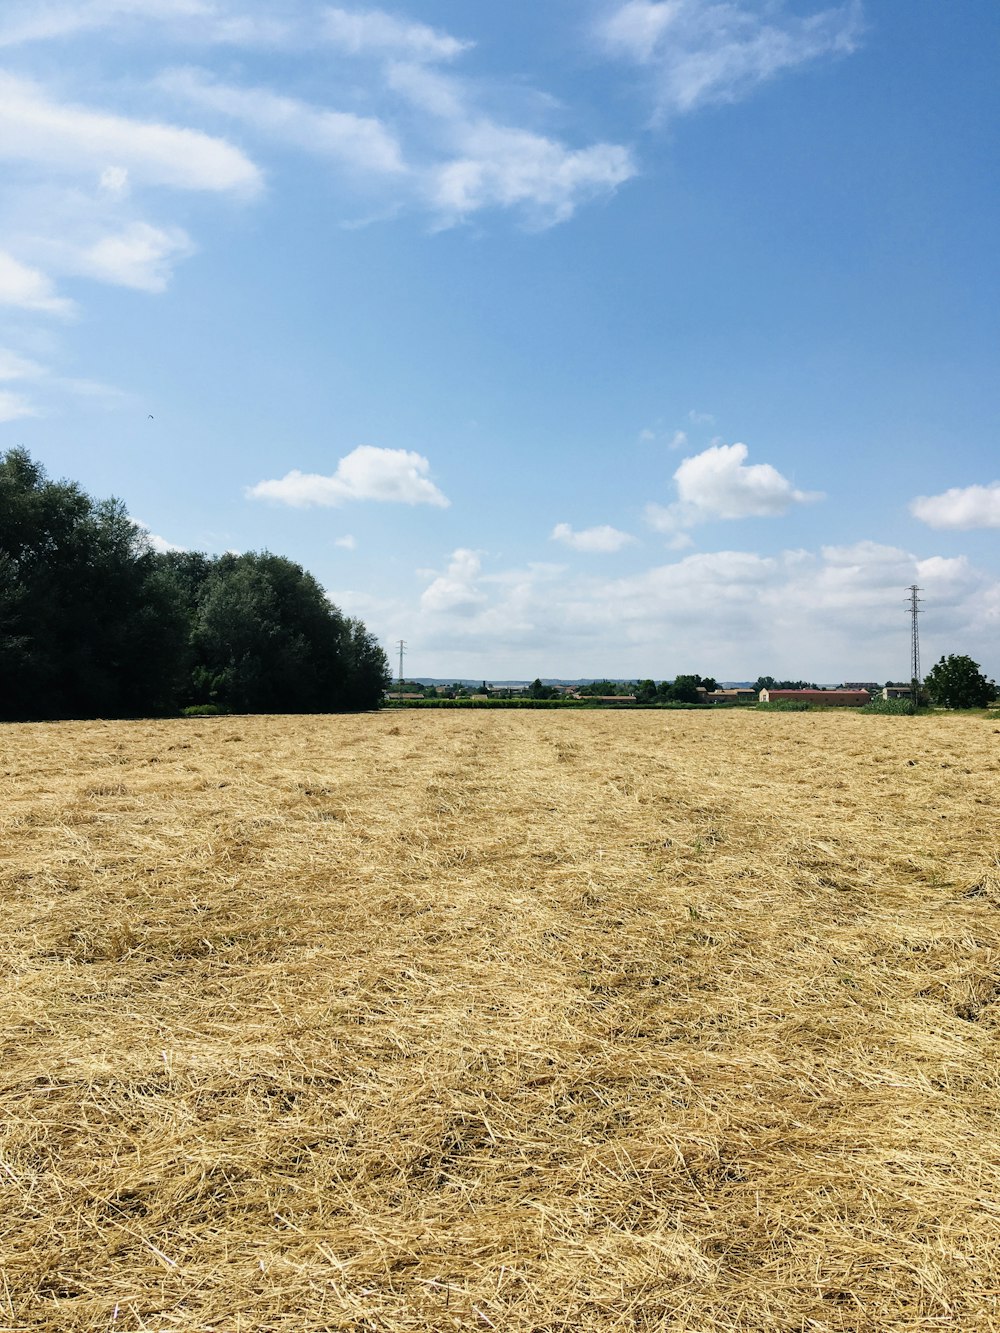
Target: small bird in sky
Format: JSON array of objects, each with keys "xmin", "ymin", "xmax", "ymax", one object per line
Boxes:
[{"xmin": 148, "ymin": 414, "xmax": 154, "ymax": 419}]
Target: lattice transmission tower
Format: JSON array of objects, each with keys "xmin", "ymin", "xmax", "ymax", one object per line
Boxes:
[
  {"xmin": 396, "ymin": 640, "xmax": 406, "ymax": 693},
  {"xmin": 906, "ymin": 585, "xmax": 922, "ymax": 708}
]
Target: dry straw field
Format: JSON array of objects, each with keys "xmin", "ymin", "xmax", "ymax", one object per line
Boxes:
[{"xmin": 2, "ymin": 709, "xmax": 1000, "ymax": 1332}]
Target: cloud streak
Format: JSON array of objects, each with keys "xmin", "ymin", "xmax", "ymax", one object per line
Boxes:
[{"xmin": 0, "ymin": 73, "xmax": 262, "ymax": 195}]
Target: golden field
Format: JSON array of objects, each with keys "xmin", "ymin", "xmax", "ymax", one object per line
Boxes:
[{"xmin": 2, "ymin": 709, "xmax": 999, "ymax": 1332}]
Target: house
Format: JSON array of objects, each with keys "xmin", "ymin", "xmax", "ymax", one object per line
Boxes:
[
  {"xmin": 882, "ymin": 684, "xmax": 914, "ymax": 700},
  {"xmin": 759, "ymin": 689, "xmax": 870, "ymax": 707},
  {"xmin": 706, "ymin": 688, "xmax": 757, "ymax": 704}
]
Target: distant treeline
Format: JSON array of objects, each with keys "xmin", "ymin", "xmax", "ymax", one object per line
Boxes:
[{"xmin": 0, "ymin": 449, "xmax": 390, "ymax": 721}]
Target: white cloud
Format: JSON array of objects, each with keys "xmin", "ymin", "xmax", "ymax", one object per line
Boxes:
[
  {"xmin": 335, "ymin": 534, "xmax": 357, "ymax": 550},
  {"xmin": 73, "ymin": 222, "xmax": 195, "ymax": 292},
  {"xmin": 392, "ymin": 537, "xmax": 999, "ymax": 682},
  {"xmin": 910, "ymin": 483, "xmax": 1000, "ymax": 531},
  {"xmin": 646, "ymin": 441, "xmax": 822, "ymax": 533},
  {"xmin": 0, "ymin": 251, "xmax": 75, "ymax": 316},
  {"xmin": 247, "ymin": 446, "xmax": 450, "ymax": 508},
  {"xmin": 0, "ymin": 73, "xmax": 261, "ymax": 195},
  {"xmin": 0, "ymin": 389, "xmax": 39, "ymax": 422},
  {"xmin": 552, "ymin": 522, "xmax": 636, "ymax": 553},
  {"xmin": 160, "ymin": 68, "xmax": 406, "ymax": 175},
  {"xmin": 0, "ymin": 1, "xmax": 291, "ymax": 49},
  {"xmin": 420, "ymin": 548, "xmax": 487, "ymax": 615},
  {"xmin": 382, "ymin": 65, "xmax": 636, "ymax": 227},
  {"xmin": 428, "ymin": 124, "xmax": 634, "ymax": 228},
  {"xmin": 131, "ymin": 517, "xmax": 185, "ymax": 553},
  {"xmin": 598, "ymin": 0, "xmax": 863, "ymax": 116},
  {"xmin": 0, "ymin": 347, "xmax": 45, "ymax": 380},
  {"xmin": 322, "ymin": 7, "xmax": 471, "ymax": 62},
  {"xmin": 99, "ymin": 165, "xmax": 130, "ymax": 197}
]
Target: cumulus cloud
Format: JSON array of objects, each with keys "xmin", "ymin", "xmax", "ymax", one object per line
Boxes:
[
  {"xmin": 0, "ymin": 251, "xmax": 75, "ymax": 316},
  {"xmin": 551, "ymin": 522, "xmax": 636, "ymax": 553},
  {"xmin": 598, "ymin": 0, "xmax": 863, "ymax": 116},
  {"xmin": 334, "ymin": 534, "xmax": 357, "ymax": 550},
  {"xmin": 0, "ymin": 73, "xmax": 261, "ymax": 195},
  {"xmin": 646, "ymin": 441, "xmax": 822, "ymax": 533},
  {"xmin": 323, "ymin": 6, "xmax": 471, "ymax": 62},
  {"xmin": 396, "ymin": 537, "xmax": 998, "ymax": 681},
  {"xmin": 910, "ymin": 482, "xmax": 1000, "ymax": 531},
  {"xmin": 160, "ymin": 68, "xmax": 406, "ymax": 175},
  {"xmin": 420, "ymin": 548, "xmax": 488, "ymax": 615},
  {"xmin": 247, "ymin": 446, "xmax": 450, "ymax": 508}
]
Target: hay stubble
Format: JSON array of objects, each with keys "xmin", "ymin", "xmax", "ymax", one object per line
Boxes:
[{"xmin": 2, "ymin": 711, "xmax": 999, "ymax": 1330}]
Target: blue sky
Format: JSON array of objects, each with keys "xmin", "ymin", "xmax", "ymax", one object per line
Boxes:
[{"xmin": 2, "ymin": 0, "xmax": 998, "ymax": 681}]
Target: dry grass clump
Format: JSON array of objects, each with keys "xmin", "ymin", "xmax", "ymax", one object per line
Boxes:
[{"xmin": 1, "ymin": 709, "xmax": 999, "ymax": 1331}]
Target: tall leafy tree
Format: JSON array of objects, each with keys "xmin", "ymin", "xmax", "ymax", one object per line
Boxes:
[
  {"xmin": 0, "ymin": 449, "xmax": 187, "ymax": 719},
  {"xmin": 924, "ymin": 654, "xmax": 997, "ymax": 709}
]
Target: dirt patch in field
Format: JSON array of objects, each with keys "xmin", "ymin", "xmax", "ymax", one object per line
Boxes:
[{"xmin": 1, "ymin": 710, "xmax": 999, "ymax": 1331}]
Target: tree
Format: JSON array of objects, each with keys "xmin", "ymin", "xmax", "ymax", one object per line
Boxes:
[
  {"xmin": 924, "ymin": 654, "xmax": 997, "ymax": 709},
  {"xmin": 529, "ymin": 677, "xmax": 556, "ymax": 700},
  {"xmin": 0, "ymin": 448, "xmax": 188, "ymax": 719},
  {"xmin": 0, "ymin": 449, "xmax": 390, "ymax": 720},
  {"xmin": 190, "ymin": 553, "xmax": 390, "ymax": 713}
]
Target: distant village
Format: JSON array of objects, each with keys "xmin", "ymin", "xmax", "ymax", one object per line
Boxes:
[{"xmin": 388, "ymin": 678, "xmax": 918, "ymax": 707}]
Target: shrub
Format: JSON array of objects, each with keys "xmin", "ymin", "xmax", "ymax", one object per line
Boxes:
[
  {"xmin": 860, "ymin": 697, "xmax": 916, "ymax": 715},
  {"xmin": 181, "ymin": 703, "xmax": 232, "ymax": 717}
]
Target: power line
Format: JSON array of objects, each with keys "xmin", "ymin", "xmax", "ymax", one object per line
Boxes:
[{"xmin": 396, "ymin": 639, "xmax": 406, "ymax": 692}]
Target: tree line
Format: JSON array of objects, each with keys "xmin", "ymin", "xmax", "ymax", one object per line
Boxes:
[{"xmin": 0, "ymin": 449, "xmax": 391, "ymax": 721}]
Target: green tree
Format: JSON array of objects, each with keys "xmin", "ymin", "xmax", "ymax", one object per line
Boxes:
[
  {"xmin": 924, "ymin": 654, "xmax": 997, "ymax": 709},
  {"xmin": 190, "ymin": 553, "xmax": 389, "ymax": 713},
  {"xmin": 0, "ymin": 448, "xmax": 187, "ymax": 719},
  {"xmin": 529, "ymin": 677, "xmax": 556, "ymax": 700}
]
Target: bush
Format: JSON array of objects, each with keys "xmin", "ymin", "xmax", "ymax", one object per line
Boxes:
[
  {"xmin": 181, "ymin": 703, "xmax": 231, "ymax": 717},
  {"xmin": 755, "ymin": 700, "xmax": 814, "ymax": 712},
  {"xmin": 860, "ymin": 697, "xmax": 916, "ymax": 715}
]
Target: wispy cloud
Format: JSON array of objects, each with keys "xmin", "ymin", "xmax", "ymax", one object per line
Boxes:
[
  {"xmin": 646, "ymin": 441, "xmax": 822, "ymax": 534},
  {"xmin": 322, "ymin": 6, "xmax": 472, "ymax": 62},
  {"xmin": 0, "ymin": 251, "xmax": 75, "ymax": 316},
  {"xmin": 247, "ymin": 446, "xmax": 450, "ymax": 508},
  {"xmin": 386, "ymin": 62, "xmax": 635, "ymax": 228},
  {"xmin": 69, "ymin": 222, "xmax": 196, "ymax": 292},
  {"xmin": 911, "ymin": 482, "xmax": 1000, "ymax": 531},
  {"xmin": 0, "ymin": 347, "xmax": 46, "ymax": 380},
  {"xmin": 551, "ymin": 522, "xmax": 636, "ymax": 553},
  {"xmin": 0, "ymin": 388, "xmax": 39, "ymax": 422},
  {"xmin": 159, "ymin": 67, "xmax": 406, "ymax": 175},
  {"xmin": 598, "ymin": 0, "xmax": 863, "ymax": 117},
  {"xmin": 0, "ymin": 73, "xmax": 261, "ymax": 195},
  {"xmin": 0, "ymin": 1, "xmax": 290, "ymax": 49}
]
